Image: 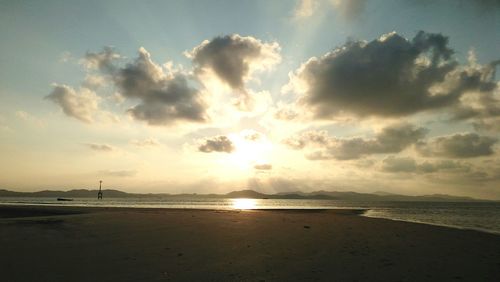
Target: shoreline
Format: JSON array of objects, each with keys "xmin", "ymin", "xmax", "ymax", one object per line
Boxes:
[
  {"xmin": 363, "ymin": 213, "xmax": 500, "ymax": 236},
  {"xmin": 1, "ymin": 203, "xmax": 499, "ymax": 236}
]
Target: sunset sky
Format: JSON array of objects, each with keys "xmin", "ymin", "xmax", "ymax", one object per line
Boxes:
[{"xmin": 0, "ymin": 0, "xmax": 499, "ymax": 199}]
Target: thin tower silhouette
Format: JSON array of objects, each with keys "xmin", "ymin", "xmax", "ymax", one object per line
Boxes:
[{"xmin": 97, "ymin": 180, "xmax": 103, "ymax": 199}]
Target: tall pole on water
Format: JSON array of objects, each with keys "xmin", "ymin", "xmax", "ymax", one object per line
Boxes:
[{"xmin": 98, "ymin": 180, "xmax": 103, "ymax": 199}]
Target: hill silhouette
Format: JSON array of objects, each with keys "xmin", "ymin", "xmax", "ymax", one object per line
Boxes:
[{"xmin": 0, "ymin": 189, "xmax": 488, "ymax": 202}]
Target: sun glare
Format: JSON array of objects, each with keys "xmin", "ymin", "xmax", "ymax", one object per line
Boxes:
[
  {"xmin": 227, "ymin": 131, "xmax": 273, "ymax": 169},
  {"xmin": 232, "ymin": 198, "xmax": 257, "ymax": 210}
]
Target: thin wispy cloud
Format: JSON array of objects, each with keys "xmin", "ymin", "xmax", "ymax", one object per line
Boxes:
[
  {"xmin": 85, "ymin": 143, "xmax": 115, "ymax": 152},
  {"xmin": 98, "ymin": 170, "xmax": 137, "ymax": 177},
  {"xmin": 130, "ymin": 138, "xmax": 161, "ymax": 147},
  {"xmin": 293, "ymin": 0, "xmax": 319, "ymax": 19}
]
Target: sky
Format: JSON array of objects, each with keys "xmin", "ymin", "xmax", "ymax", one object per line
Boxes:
[{"xmin": 0, "ymin": 0, "xmax": 499, "ymax": 199}]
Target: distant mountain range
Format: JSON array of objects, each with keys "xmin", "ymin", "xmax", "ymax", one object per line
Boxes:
[{"xmin": 0, "ymin": 189, "xmax": 491, "ymax": 202}]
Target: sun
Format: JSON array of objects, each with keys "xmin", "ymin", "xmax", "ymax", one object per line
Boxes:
[{"xmin": 227, "ymin": 130, "xmax": 273, "ymax": 169}]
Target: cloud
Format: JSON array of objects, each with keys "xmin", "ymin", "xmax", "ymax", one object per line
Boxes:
[
  {"xmin": 285, "ymin": 123, "xmax": 427, "ymax": 160},
  {"xmin": 85, "ymin": 143, "xmax": 115, "ymax": 152},
  {"xmin": 93, "ymin": 47, "xmax": 208, "ymax": 126},
  {"xmin": 285, "ymin": 31, "xmax": 472, "ymax": 119},
  {"xmin": 381, "ymin": 156, "xmax": 417, "ymax": 173},
  {"xmin": 293, "ymin": 0, "xmax": 319, "ymax": 19},
  {"xmin": 273, "ymin": 102, "xmax": 300, "ymax": 121},
  {"xmin": 284, "ymin": 130, "xmax": 330, "ymax": 150},
  {"xmin": 241, "ymin": 129, "xmax": 264, "ymax": 141},
  {"xmin": 448, "ymin": 53, "xmax": 500, "ymax": 132},
  {"xmin": 187, "ymin": 34, "xmax": 281, "ymax": 92},
  {"xmin": 416, "ymin": 133, "xmax": 497, "ymax": 158},
  {"xmin": 45, "ymin": 84, "xmax": 100, "ymax": 123},
  {"xmin": 82, "ymin": 75, "xmax": 106, "ymax": 90},
  {"xmin": 254, "ymin": 164, "xmax": 273, "ymax": 170},
  {"xmin": 417, "ymin": 160, "xmax": 472, "ymax": 174},
  {"xmin": 382, "ymin": 156, "xmax": 472, "ymax": 174},
  {"xmin": 59, "ymin": 51, "xmax": 72, "ymax": 63},
  {"xmin": 98, "ymin": 170, "xmax": 137, "ymax": 177},
  {"xmin": 110, "ymin": 92, "xmax": 125, "ymax": 104},
  {"xmin": 15, "ymin": 110, "xmax": 46, "ymax": 128},
  {"xmin": 198, "ymin": 135, "xmax": 235, "ymax": 153},
  {"xmin": 50, "ymin": 35, "xmax": 280, "ymax": 126},
  {"xmin": 81, "ymin": 46, "xmax": 121, "ymax": 73},
  {"xmin": 130, "ymin": 138, "xmax": 160, "ymax": 147},
  {"xmin": 292, "ymin": 0, "xmax": 366, "ymax": 21},
  {"xmin": 0, "ymin": 115, "xmax": 10, "ymax": 131},
  {"xmin": 114, "ymin": 48, "xmax": 208, "ymax": 125},
  {"xmin": 331, "ymin": 0, "xmax": 367, "ymax": 20}
]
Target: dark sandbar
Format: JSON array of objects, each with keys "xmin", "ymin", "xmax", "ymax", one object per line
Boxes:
[{"xmin": 1, "ymin": 205, "xmax": 499, "ymax": 281}]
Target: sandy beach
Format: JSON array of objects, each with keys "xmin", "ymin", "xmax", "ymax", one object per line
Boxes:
[{"xmin": 1, "ymin": 205, "xmax": 499, "ymax": 281}]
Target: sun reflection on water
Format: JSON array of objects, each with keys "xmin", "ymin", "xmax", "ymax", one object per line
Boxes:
[{"xmin": 231, "ymin": 198, "xmax": 257, "ymax": 210}]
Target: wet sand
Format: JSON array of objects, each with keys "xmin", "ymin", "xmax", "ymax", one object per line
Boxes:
[{"xmin": 1, "ymin": 205, "xmax": 499, "ymax": 281}]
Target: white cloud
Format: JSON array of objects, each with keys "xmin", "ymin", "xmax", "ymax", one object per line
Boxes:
[
  {"xmin": 82, "ymin": 75, "xmax": 106, "ymax": 90},
  {"xmin": 293, "ymin": 0, "xmax": 319, "ymax": 19},
  {"xmin": 45, "ymin": 84, "xmax": 100, "ymax": 123}
]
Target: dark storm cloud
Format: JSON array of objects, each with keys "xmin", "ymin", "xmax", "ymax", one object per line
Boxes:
[
  {"xmin": 198, "ymin": 136, "xmax": 235, "ymax": 153},
  {"xmin": 285, "ymin": 123, "xmax": 427, "ymax": 160},
  {"xmin": 416, "ymin": 133, "xmax": 497, "ymax": 158},
  {"xmin": 382, "ymin": 156, "xmax": 471, "ymax": 174},
  {"xmin": 290, "ymin": 31, "xmax": 483, "ymax": 119},
  {"xmin": 188, "ymin": 34, "xmax": 280, "ymax": 91}
]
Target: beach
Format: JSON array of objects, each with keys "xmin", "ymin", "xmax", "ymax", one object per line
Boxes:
[{"xmin": 1, "ymin": 206, "xmax": 499, "ymax": 281}]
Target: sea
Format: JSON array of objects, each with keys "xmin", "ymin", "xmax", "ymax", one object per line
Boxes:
[{"xmin": 1, "ymin": 197, "xmax": 500, "ymax": 235}]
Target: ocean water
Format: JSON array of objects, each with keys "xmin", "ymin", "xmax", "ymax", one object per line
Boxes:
[{"xmin": 1, "ymin": 197, "xmax": 500, "ymax": 234}]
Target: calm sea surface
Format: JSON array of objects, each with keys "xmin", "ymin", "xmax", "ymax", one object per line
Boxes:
[{"xmin": 1, "ymin": 197, "xmax": 500, "ymax": 234}]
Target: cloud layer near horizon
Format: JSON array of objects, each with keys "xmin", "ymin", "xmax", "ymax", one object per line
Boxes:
[{"xmin": 285, "ymin": 123, "xmax": 428, "ymax": 160}]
